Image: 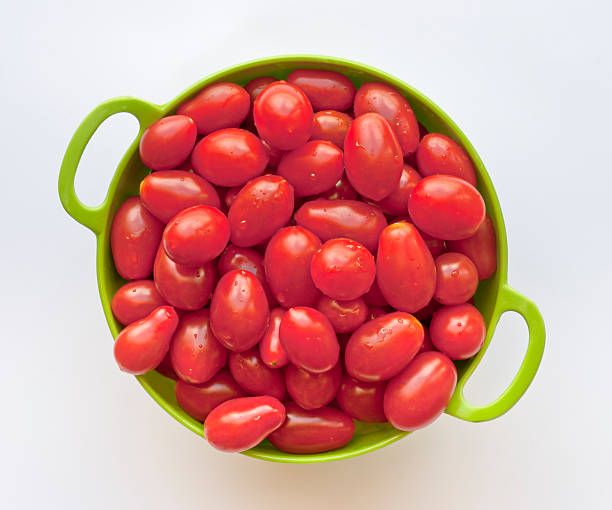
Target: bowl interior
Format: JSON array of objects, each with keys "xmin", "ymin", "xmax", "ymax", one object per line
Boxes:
[{"xmin": 95, "ymin": 56, "xmax": 507, "ymax": 463}]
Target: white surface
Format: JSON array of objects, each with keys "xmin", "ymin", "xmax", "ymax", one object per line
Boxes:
[{"xmin": 1, "ymin": 1, "xmax": 609, "ymax": 508}]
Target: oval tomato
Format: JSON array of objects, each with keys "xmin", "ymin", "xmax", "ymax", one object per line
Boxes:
[
  {"xmin": 446, "ymin": 215, "xmax": 497, "ymax": 280},
  {"xmin": 315, "ymin": 296, "xmax": 368, "ymax": 333},
  {"xmin": 258, "ymin": 308, "xmax": 289, "ymax": 368},
  {"xmin": 229, "ymin": 347, "xmax": 286, "ymax": 400},
  {"xmin": 111, "ymin": 280, "xmax": 167, "ymax": 326},
  {"xmin": 344, "ymin": 112, "xmax": 403, "ymax": 200},
  {"xmin": 383, "ymin": 351, "xmax": 457, "ymax": 430},
  {"xmin": 228, "ymin": 175, "xmax": 294, "ymax": 247},
  {"xmin": 245, "ymin": 76, "xmax": 277, "ymax": 100},
  {"xmin": 191, "ymin": 128, "xmax": 269, "ymax": 187},
  {"xmin": 408, "ymin": 175, "xmax": 486, "ymax": 240},
  {"xmin": 434, "ymin": 252, "xmax": 479, "ymax": 305},
  {"xmin": 111, "ymin": 197, "xmax": 163, "ymax": 280},
  {"xmin": 345, "ymin": 311, "xmax": 424, "ymax": 382},
  {"xmin": 429, "ymin": 303, "xmax": 486, "ymax": 360},
  {"xmin": 139, "ymin": 115, "xmax": 197, "ymax": 171},
  {"xmin": 178, "ymin": 82, "xmax": 250, "ymax": 135},
  {"xmin": 416, "ymin": 133, "xmax": 477, "ymax": 186},
  {"xmin": 336, "ymin": 375, "xmax": 386, "ymax": 422},
  {"xmin": 372, "ymin": 164, "xmax": 421, "ymax": 216},
  {"xmin": 377, "ymin": 222, "xmax": 436, "ymax": 313},
  {"xmin": 311, "ymin": 110, "xmax": 353, "ymax": 148},
  {"xmin": 285, "ymin": 362, "xmax": 342, "ymax": 410},
  {"xmin": 316, "ymin": 175, "xmax": 358, "ymax": 201},
  {"xmin": 139, "ymin": 170, "xmax": 220, "ymax": 223},
  {"xmin": 210, "ymin": 270, "xmax": 269, "ymax": 352},
  {"xmin": 287, "ymin": 69, "xmax": 356, "ymax": 111}
]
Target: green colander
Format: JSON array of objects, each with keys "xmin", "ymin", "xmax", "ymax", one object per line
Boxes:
[{"xmin": 58, "ymin": 55, "xmax": 545, "ymax": 463}]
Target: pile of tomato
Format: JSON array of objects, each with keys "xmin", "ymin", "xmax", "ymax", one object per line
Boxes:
[{"xmin": 109, "ymin": 69, "xmax": 497, "ymax": 454}]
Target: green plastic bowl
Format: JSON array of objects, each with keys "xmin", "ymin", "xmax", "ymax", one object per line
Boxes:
[{"xmin": 59, "ymin": 55, "xmax": 545, "ymax": 463}]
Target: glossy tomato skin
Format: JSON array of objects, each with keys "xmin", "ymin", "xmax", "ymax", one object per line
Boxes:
[
  {"xmin": 111, "ymin": 197, "xmax": 163, "ymax": 280},
  {"xmin": 229, "ymin": 347, "xmax": 286, "ymax": 400},
  {"xmin": 204, "ymin": 396, "xmax": 286, "ymax": 453},
  {"xmin": 311, "ymin": 110, "xmax": 353, "ymax": 148},
  {"xmin": 310, "ymin": 238, "xmax": 376, "ymax": 300},
  {"xmin": 354, "ymin": 82, "xmax": 420, "ymax": 156},
  {"xmin": 344, "ymin": 112, "xmax": 403, "ymax": 200},
  {"xmin": 153, "ymin": 247, "xmax": 216, "ymax": 310},
  {"xmin": 139, "ymin": 170, "xmax": 220, "ymax": 223},
  {"xmin": 228, "ymin": 175, "xmax": 294, "ymax": 247},
  {"xmin": 372, "ymin": 164, "xmax": 421, "ymax": 216},
  {"xmin": 287, "ymin": 69, "xmax": 356, "ymax": 111},
  {"xmin": 162, "ymin": 205, "xmax": 229, "ymax": 266},
  {"xmin": 416, "ymin": 133, "xmax": 477, "ymax": 186},
  {"xmin": 277, "ymin": 140, "xmax": 344, "ymax": 197},
  {"xmin": 259, "ymin": 308, "xmax": 289, "ymax": 368},
  {"xmin": 412, "ymin": 298, "xmax": 441, "ymax": 322},
  {"xmin": 446, "ymin": 215, "xmax": 497, "ymax": 280},
  {"xmin": 210, "ymin": 270, "xmax": 269, "ymax": 352},
  {"xmin": 336, "ymin": 375, "xmax": 387, "ymax": 422},
  {"xmin": 279, "ymin": 307, "xmax": 339, "ymax": 373},
  {"xmin": 169, "ymin": 309, "xmax": 228, "ymax": 384},
  {"xmin": 178, "ymin": 82, "xmax": 250, "ymax": 135},
  {"xmin": 377, "ymin": 222, "xmax": 436, "ymax": 313},
  {"xmin": 418, "ymin": 326, "xmax": 435, "ymax": 354},
  {"xmin": 430, "ymin": 303, "xmax": 486, "ymax": 360},
  {"xmin": 285, "ymin": 362, "xmax": 342, "ymax": 410},
  {"xmin": 434, "ymin": 252, "xmax": 479, "ymax": 305},
  {"xmin": 316, "ymin": 175, "xmax": 358, "ymax": 201},
  {"xmin": 294, "ymin": 199, "xmax": 387, "ymax": 253},
  {"xmin": 222, "ymin": 186, "xmax": 241, "ymax": 211},
  {"xmin": 264, "ymin": 226, "xmax": 321, "ymax": 308},
  {"xmin": 261, "ymin": 139, "xmax": 284, "ymax": 168},
  {"xmin": 113, "ymin": 306, "xmax": 179, "ymax": 375},
  {"xmin": 191, "ymin": 128, "xmax": 269, "ymax": 187},
  {"xmin": 245, "ymin": 76, "xmax": 277, "ymax": 99},
  {"xmin": 367, "ymin": 307, "xmax": 388, "ymax": 321},
  {"xmin": 175, "ymin": 369, "xmax": 246, "ymax": 421},
  {"xmin": 362, "ymin": 279, "xmax": 389, "ymax": 307},
  {"xmin": 408, "ymin": 175, "xmax": 486, "ymax": 240},
  {"xmin": 253, "ymin": 81, "xmax": 314, "ymax": 150},
  {"xmin": 345, "ymin": 312, "xmax": 424, "ymax": 382},
  {"xmin": 390, "ymin": 218, "xmax": 446, "ymax": 258},
  {"xmin": 268, "ymin": 403, "xmax": 354, "ymax": 454},
  {"xmin": 111, "ymin": 280, "xmax": 167, "ymax": 326},
  {"xmin": 139, "ymin": 115, "xmax": 197, "ymax": 171},
  {"xmin": 384, "ymin": 351, "xmax": 457, "ymax": 431},
  {"xmin": 316, "ymin": 296, "xmax": 368, "ymax": 333}
]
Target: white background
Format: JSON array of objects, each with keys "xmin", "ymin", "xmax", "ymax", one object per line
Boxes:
[{"xmin": 1, "ymin": 1, "xmax": 610, "ymax": 508}]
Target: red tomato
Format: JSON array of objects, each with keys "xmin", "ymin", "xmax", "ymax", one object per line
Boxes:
[
  {"xmin": 383, "ymin": 351, "xmax": 457, "ymax": 431},
  {"xmin": 169, "ymin": 309, "xmax": 228, "ymax": 384},
  {"xmin": 204, "ymin": 396, "xmax": 286, "ymax": 453},
  {"xmin": 408, "ymin": 175, "xmax": 486, "ymax": 240},
  {"xmin": 345, "ymin": 312, "xmax": 424, "ymax": 382},
  {"xmin": 139, "ymin": 170, "xmax": 220, "ymax": 223},
  {"xmin": 362, "ymin": 279, "xmax": 389, "ymax": 307},
  {"xmin": 222, "ymin": 186, "xmax": 241, "ymax": 211},
  {"xmin": 416, "ymin": 133, "xmax": 477, "ymax": 186},
  {"xmin": 418, "ymin": 326, "xmax": 435, "ymax": 354},
  {"xmin": 354, "ymin": 82, "xmax": 420, "ymax": 156},
  {"xmin": 155, "ymin": 351, "xmax": 178, "ymax": 380},
  {"xmin": 377, "ymin": 222, "xmax": 436, "ymax": 313},
  {"xmin": 372, "ymin": 164, "xmax": 421, "ymax": 216},
  {"xmin": 316, "ymin": 175, "xmax": 358, "ymax": 200},
  {"xmin": 390, "ymin": 217, "xmax": 446, "ymax": 258},
  {"xmin": 287, "ymin": 69, "xmax": 356, "ymax": 111},
  {"xmin": 261, "ymin": 139, "xmax": 284, "ymax": 168},
  {"xmin": 210, "ymin": 270, "xmax": 269, "ymax": 352},
  {"xmin": 258, "ymin": 308, "xmax": 289, "ymax": 368},
  {"xmin": 139, "ymin": 115, "xmax": 197, "ymax": 171},
  {"xmin": 113, "ymin": 306, "xmax": 179, "ymax": 375},
  {"xmin": 111, "ymin": 197, "xmax": 163, "ymax": 280},
  {"xmin": 228, "ymin": 175, "xmax": 294, "ymax": 247},
  {"xmin": 336, "ymin": 375, "xmax": 387, "ymax": 422},
  {"xmin": 285, "ymin": 362, "xmax": 342, "ymax": 410},
  {"xmin": 175, "ymin": 369, "xmax": 246, "ymax": 421},
  {"xmin": 177, "ymin": 82, "xmax": 250, "ymax": 135},
  {"xmin": 316, "ymin": 295, "xmax": 368, "ymax": 333},
  {"xmin": 344, "ymin": 112, "xmax": 403, "ymax": 200},
  {"xmin": 311, "ymin": 110, "xmax": 353, "ymax": 148},
  {"xmin": 162, "ymin": 205, "xmax": 229, "ymax": 266},
  {"xmin": 430, "ymin": 303, "xmax": 486, "ymax": 360},
  {"xmin": 191, "ymin": 128, "xmax": 269, "ymax": 187},
  {"xmin": 268, "ymin": 403, "xmax": 354, "ymax": 454},
  {"xmin": 367, "ymin": 307, "xmax": 388, "ymax": 321},
  {"xmin": 153, "ymin": 247, "xmax": 216, "ymax": 310},
  {"xmin": 434, "ymin": 252, "xmax": 479, "ymax": 305},
  {"xmin": 310, "ymin": 238, "xmax": 376, "ymax": 300},
  {"xmin": 446, "ymin": 215, "xmax": 497, "ymax": 280},
  {"xmin": 229, "ymin": 348, "xmax": 286, "ymax": 400},
  {"xmin": 253, "ymin": 81, "xmax": 314, "ymax": 150},
  {"xmin": 245, "ymin": 76, "xmax": 277, "ymax": 100},
  {"xmin": 277, "ymin": 140, "xmax": 344, "ymax": 197},
  {"xmin": 111, "ymin": 280, "xmax": 167, "ymax": 326},
  {"xmin": 279, "ymin": 307, "xmax": 339, "ymax": 373},
  {"xmin": 412, "ymin": 298, "xmax": 441, "ymax": 322},
  {"xmin": 294, "ymin": 199, "xmax": 387, "ymax": 253}
]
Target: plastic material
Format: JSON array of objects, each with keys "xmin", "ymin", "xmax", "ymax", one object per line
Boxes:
[{"xmin": 58, "ymin": 55, "xmax": 545, "ymax": 463}]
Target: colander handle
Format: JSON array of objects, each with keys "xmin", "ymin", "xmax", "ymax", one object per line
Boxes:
[
  {"xmin": 446, "ymin": 284, "xmax": 545, "ymax": 422},
  {"xmin": 58, "ymin": 97, "xmax": 163, "ymax": 234}
]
